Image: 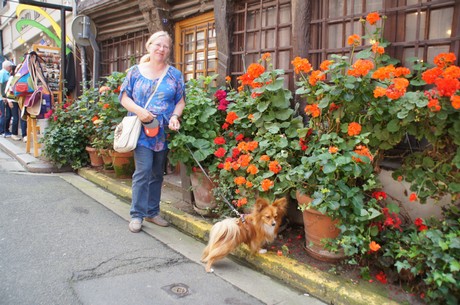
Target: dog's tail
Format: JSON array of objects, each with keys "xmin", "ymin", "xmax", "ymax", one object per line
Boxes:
[{"xmin": 201, "ymin": 218, "xmax": 240, "ymax": 263}]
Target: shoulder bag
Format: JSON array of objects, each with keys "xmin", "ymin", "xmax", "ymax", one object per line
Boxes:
[{"xmin": 113, "ymin": 65, "xmax": 169, "ymax": 153}]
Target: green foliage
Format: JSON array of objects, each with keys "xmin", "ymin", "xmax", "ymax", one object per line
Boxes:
[{"xmin": 168, "ymin": 75, "xmax": 225, "ymax": 174}]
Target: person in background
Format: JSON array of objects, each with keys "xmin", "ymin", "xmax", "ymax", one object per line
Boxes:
[
  {"xmin": 0, "ymin": 60, "xmax": 13, "ymax": 137},
  {"xmin": 4, "ymin": 65, "xmax": 25, "ymax": 141},
  {"xmin": 118, "ymin": 31, "xmax": 185, "ymax": 233}
]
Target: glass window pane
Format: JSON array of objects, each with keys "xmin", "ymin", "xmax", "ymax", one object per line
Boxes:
[
  {"xmin": 247, "ymin": 11, "xmax": 260, "ymax": 30},
  {"xmin": 279, "ymin": 4, "xmax": 291, "ymax": 23},
  {"xmin": 207, "ymin": 59, "xmax": 216, "ymax": 69},
  {"xmin": 278, "ymin": 50, "xmax": 291, "ymax": 70},
  {"xmin": 366, "ymin": 0, "xmax": 382, "ymax": 13},
  {"xmin": 278, "ymin": 28, "xmax": 291, "ymax": 47},
  {"xmin": 328, "ymin": 24, "xmax": 342, "ymax": 48},
  {"xmin": 246, "ymin": 32, "xmax": 259, "ymax": 50},
  {"xmin": 429, "ymin": 9, "xmax": 453, "ymax": 39},
  {"xmin": 263, "ymin": 7, "xmax": 276, "ymax": 26},
  {"xmin": 329, "ymin": 0, "xmax": 344, "ymax": 18},
  {"xmin": 406, "ymin": 12, "xmax": 426, "ymax": 42},
  {"xmin": 262, "ymin": 30, "xmax": 276, "ymax": 48}
]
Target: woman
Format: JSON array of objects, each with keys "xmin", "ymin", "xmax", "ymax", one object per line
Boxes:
[{"xmin": 119, "ymin": 31, "xmax": 185, "ymax": 233}]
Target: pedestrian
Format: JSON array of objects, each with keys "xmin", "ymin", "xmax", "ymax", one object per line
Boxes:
[
  {"xmin": 118, "ymin": 31, "xmax": 185, "ymax": 233},
  {"xmin": 0, "ymin": 60, "xmax": 13, "ymax": 137},
  {"xmin": 4, "ymin": 65, "xmax": 26, "ymax": 141}
]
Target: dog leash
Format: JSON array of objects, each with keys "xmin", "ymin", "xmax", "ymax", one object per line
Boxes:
[{"xmin": 178, "ymin": 131, "xmax": 245, "ymax": 223}]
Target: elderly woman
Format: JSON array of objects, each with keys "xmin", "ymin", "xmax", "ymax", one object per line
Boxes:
[{"xmin": 119, "ymin": 31, "xmax": 185, "ymax": 233}]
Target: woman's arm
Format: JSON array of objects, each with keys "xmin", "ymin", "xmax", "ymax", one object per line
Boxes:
[
  {"xmin": 168, "ymin": 97, "xmax": 185, "ymax": 131},
  {"xmin": 120, "ymin": 92, "xmax": 154, "ymax": 123}
]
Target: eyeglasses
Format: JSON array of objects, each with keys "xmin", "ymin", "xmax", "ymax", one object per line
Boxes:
[{"xmin": 153, "ymin": 43, "xmax": 170, "ymax": 50}]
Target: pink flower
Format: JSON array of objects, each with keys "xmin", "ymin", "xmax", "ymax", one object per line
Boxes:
[{"xmin": 214, "ymin": 89, "xmax": 227, "ymax": 100}]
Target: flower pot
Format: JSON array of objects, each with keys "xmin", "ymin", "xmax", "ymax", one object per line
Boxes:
[
  {"xmin": 296, "ymin": 191, "xmax": 346, "ymax": 263},
  {"xmin": 99, "ymin": 148, "xmax": 114, "ymax": 171},
  {"xmin": 85, "ymin": 146, "xmax": 103, "ymax": 167},
  {"xmin": 190, "ymin": 171, "xmax": 218, "ymax": 217},
  {"xmin": 110, "ymin": 150, "xmax": 135, "ymax": 179}
]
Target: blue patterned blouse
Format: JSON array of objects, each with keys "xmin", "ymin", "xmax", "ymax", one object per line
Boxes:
[{"xmin": 119, "ymin": 65, "xmax": 185, "ymax": 152}]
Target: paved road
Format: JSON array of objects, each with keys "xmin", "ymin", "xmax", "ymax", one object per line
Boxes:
[{"xmin": 0, "ymin": 148, "xmax": 324, "ymax": 305}]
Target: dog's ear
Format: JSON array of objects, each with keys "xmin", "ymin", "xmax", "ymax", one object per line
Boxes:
[
  {"xmin": 254, "ymin": 197, "xmax": 269, "ymax": 212},
  {"xmin": 272, "ymin": 198, "xmax": 287, "ymax": 212}
]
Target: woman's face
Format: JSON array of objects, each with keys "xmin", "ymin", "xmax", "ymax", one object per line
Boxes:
[{"xmin": 149, "ymin": 36, "xmax": 171, "ymax": 63}]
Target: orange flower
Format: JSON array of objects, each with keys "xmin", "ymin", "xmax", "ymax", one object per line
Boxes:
[
  {"xmin": 443, "ymin": 65, "xmax": 460, "ymax": 80},
  {"xmin": 427, "ymin": 99, "xmax": 441, "ymax": 112},
  {"xmin": 246, "ymin": 141, "xmax": 259, "ymax": 152},
  {"xmin": 226, "ymin": 111, "xmax": 239, "ymax": 124},
  {"xmin": 366, "ymin": 12, "xmax": 380, "ymax": 25},
  {"xmin": 305, "ymin": 103, "xmax": 321, "ymax": 118},
  {"xmin": 236, "ymin": 197, "xmax": 248, "ymax": 207},
  {"xmin": 371, "ymin": 42, "xmax": 384, "ymax": 55},
  {"xmin": 395, "ymin": 67, "xmax": 411, "ymax": 77},
  {"xmin": 373, "ymin": 86, "xmax": 386, "ymax": 98},
  {"xmin": 269, "ymin": 160, "xmax": 282, "ymax": 174},
  {"xmin": 248, "ymin": 114, "xmax": 254, "ymax": 120},
  {"xmin": 291, "ymin": 57, "xmax": 312, "ymax": 74},
  {"xmin": 354, "ymin": 145, "xmax": 373, "ymax": 162},
  {"xmin": 433, "ymin": 52, "xmax": 456, "ymax": 68},
  {"xmin": 409, "ymin": 193, "xmax": 417, "ymax": 202},
  {"xmin": 261, "ymin": 52, "xmax": 271, "ymax": 61},
  {"xmin": 246, "ymin": 181, "xmax": 253, "ymax": 188},
  {"xmin": 348, "ymin": 59, "xmax": 374, "ymax": 77},
  {"xmin": 102, "ymin": 103, "xmax": 110, "ymax": 109},
  {"xmin": 231, "ymin": 162, "xmax": 241, "ymax": 171},
  {"xmin": 223, "ymin": 161, "xmax": 232, "ymax": 171},
  {"xmin": 260, "ymin": 155, "xmax": 270, "ymax": 162},
  {"xmin": 451, "ymin": 95, "xmax": 460, "ymax": 109},
  {"xmin": 261, "ymin": 179, "xmax": 274, "ymax": 192},
  {"xmin": 392, "ymin": 78, "xmax": 409, "ymax": 91},
  {"xmin": 246, "ymin": 164, "xmax": 258, "ymax": 175},
  {"xmin": 234, "ymin": 176, "xmax": 247, "ymax": 185},
  {"xmin": 247, "ymin": 63, "xmax": 265, "ymax": 80},
  {"xmin": 91, "ymin": 115, "xmax": 99, "ymax": 122},
  {"xmin": 320, "ymin": 60, "xmax": 333, "ymax": 71},
  {"xmin": 348, "ymin": 122, "xmax": 362, "ymax": 136},
  {"xmin": 422, "ymin": 67, "xmax": 443, "ymax": 84},
  {"xmin": 308, "ymin": 70, "xmax": 326, "ymax": 86},
  {"xmin": 225, "ymin": 76, "xmax": 231, "ymax": 83},
  {"xmin": 372, "ymin": 65, "xmax": 395, "ymax": 81},
  {"xmin": 237, "ymin": 141, "xmax": 247, "ymax": 152},
  {"xmin": 369, "ymin": 241, "xmax": 381, "ymax": 252},
  {"xmin": 238, "ymin": 154, "xmax": 252, "ymax": 167},
  {"xmin": 347, "ymin": 34, "xmax": 361, "ymax": 46},
  {"xmin": 328, "ymin": 146, "xmax": 338, "ymax": 154},
  {"xmin": 435, "ymin": 78, "xmax": 460, "ymax": 97},
  {"xmin": 98, "ymin": 86, "xmax": 110, "ymax": 94},
  {"xmin": 397, "ymin": 175, "xmax": 403, "ymax": 182}
]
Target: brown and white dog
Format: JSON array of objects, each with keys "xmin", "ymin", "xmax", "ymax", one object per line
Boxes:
[{"xmin": 201, "ymin": 197, "xmax": 287, "ymax": 272}]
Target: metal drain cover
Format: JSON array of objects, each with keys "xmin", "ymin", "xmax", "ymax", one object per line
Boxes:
[{"xmin": 161, "ymin": 283, "xmax": 191, "ymax": 299}]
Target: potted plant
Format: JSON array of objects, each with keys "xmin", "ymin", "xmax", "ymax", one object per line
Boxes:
[
  {"xmin": 168, "ymin": 75, "xmax": 226, "ymax": 215},
  {"xmin": 212, "ymin": 54, "xmax": 304, "ymax": 215}
]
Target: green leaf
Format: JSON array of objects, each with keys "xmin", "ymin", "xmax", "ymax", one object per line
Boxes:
[
  {"xmin": 266, "ymin": 78, "xmax": 284, "ymax": 91},
  {"xmin": 257, "ymin": 101, "xmax": 270, "ymax": 112},
  {"xmin": 322, "ymin": 162, "xmax": 337, "ymax": 174},
  {"xmin": 387, "ymin": 119, "xmax": 400, "ymax": 132}
]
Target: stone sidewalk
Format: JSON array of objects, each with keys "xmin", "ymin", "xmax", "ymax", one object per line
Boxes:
[{"xmin": 0, "ymin": 136, "xmax": 399, "ymax": 305}]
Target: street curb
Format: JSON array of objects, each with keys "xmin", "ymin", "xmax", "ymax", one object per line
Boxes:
[{"xmin": 77, "ymin": 167, "xmax": 399, "ymax": 305}]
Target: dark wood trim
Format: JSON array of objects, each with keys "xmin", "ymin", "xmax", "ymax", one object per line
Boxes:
[{"xmin": 214, "ymin": 0, "xmax": 234, "ymax": 85}]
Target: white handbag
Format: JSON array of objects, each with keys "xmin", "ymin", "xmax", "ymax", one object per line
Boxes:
[{"xmin": 113, "ymin": 65, "xmax": 169, "ymax": 153}]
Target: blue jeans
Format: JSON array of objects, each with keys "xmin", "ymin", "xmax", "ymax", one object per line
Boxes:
[
  {"xmin": 0, "ymin": 100, "xmax": 11, "ymax": 134},
  {"xmin": 130, "ymin": 145, "xmax": 168, "ymax": 220}
]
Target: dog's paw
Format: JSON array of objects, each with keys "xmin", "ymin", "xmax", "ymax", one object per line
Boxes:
[
  {"xmin": 258, "ymin": 248, "xmax": 267, "ymax": 254},
  {"xmin": 206, "ymin": 268, "xmax": 214, "ymax": 273}
]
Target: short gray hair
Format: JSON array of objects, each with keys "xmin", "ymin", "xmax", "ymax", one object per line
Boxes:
[{"xmin": 2, "ymin": 60, "xmax": 13, "ymax": 69}]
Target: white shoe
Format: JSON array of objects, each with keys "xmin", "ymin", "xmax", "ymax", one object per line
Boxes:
[
  {"xmin": 22, "ymin": 136, "xmax": 27, "ymax": 143},
  {"xmin": 11, "ymin": 135, "xmax": 21, "ymax": 141}
]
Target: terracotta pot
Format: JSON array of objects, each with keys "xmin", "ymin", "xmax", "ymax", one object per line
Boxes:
[
  {"xmin": 85, "ymin": 146, "xmax": 103, "ymax": 167},
  {"xmin": 296, "ymin": 190, "xmax": 346, "ymax": 263},
  {"xmin": 190, "ymin": 171, "xmax": 218, "ymax": 217},
  {"xmin": 99, "ymin": 149, "xmax": 114, "ymax": 171},
  {"xmin": 110, "ymin": 150, "xmax": 135, "ymax": 179}
]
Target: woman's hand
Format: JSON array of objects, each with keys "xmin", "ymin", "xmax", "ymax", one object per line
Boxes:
[
  {"xmin": 137, "ymin": 108, "xmax": 155, "ymax": 123},
  {"xmin": 169, "ymin": 115, "xmax": 180, "ymax": 131}
]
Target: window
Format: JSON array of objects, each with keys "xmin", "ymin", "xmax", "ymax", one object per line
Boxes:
[
  {"xmin": 175, "ymin": 12, "xmax": 217, "ymax": 82},
  {"xmin": 231, "ymin": 0, "xmax": 293, "ymax": 89},
  {"xmin": 309, "ymin": 0, "xmax": 458, "ymax": 68},
  {"xmin": 100, "ymin": 30, "xmax": 150, "ymax": 76}
]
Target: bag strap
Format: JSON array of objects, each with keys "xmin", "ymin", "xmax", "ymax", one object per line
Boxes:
[{"xmin": 142, "ymin": 65, "xmax": 169, "ymax": 110}]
